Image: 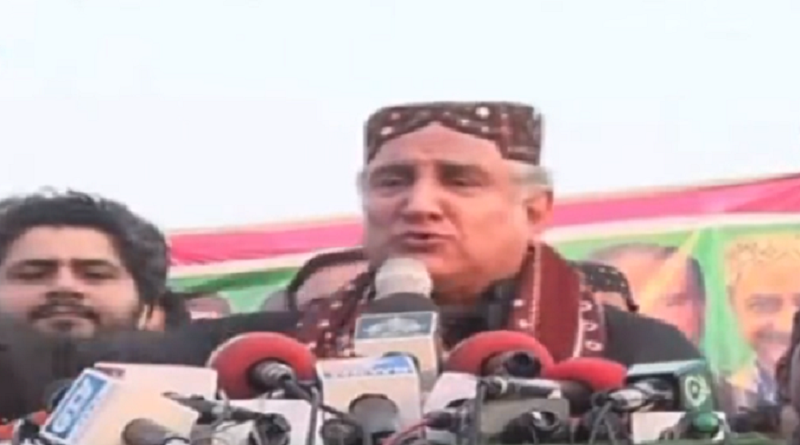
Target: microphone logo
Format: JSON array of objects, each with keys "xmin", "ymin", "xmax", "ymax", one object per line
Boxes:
[
  {"xmin": 355, "ymin": 312, "xmax": 436, "ymax": 340},
  {"xmin": 682, "ymin": 374, "xmax": 712, "ymax": 410},
  {"xmin": 318, "ymin": 355, "xmax": 417, "ymax": 380},
  {"xmin": 41, "ymin": 370, "xmax": 111, "ymax": 443}
]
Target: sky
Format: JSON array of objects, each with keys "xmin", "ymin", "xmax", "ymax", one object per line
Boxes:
[{"xmin": 0, "ymin": 0, "xmax": 798, "ymax": 229}]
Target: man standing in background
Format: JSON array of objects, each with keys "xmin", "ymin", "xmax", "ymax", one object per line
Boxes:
[
  {"xmin": 585, "ymin": 242, "xmax": 706, "ymax": 345},
  {"xmin": 184, "ymin": 291, "xmax": 232, "ymax": 319},
  {"xmin": 0, "ymin": 191, "xmax": 169, "ymax": 338},
  {"xmin": 725, "ymin": 233, "xmax": 800, "ymax": 407}
]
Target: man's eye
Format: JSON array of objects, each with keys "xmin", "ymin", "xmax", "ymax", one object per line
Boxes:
[
  {"xmin": 372, "ymin": 176, "xmax": 406, "ymax": 188},
  {"xmin": 81, "ymin": 269, "xmax": 115, "ymax": 280},
  {"xmin": 14, "ymin": 269, "xmax": 48, "ymax": 280},
  {"xmin": 447, "ymin": 177, "xmax": 478, "ymax": 187}
]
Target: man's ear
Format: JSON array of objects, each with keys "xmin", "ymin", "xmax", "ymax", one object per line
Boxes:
[
  {"xmin": 525, "ymin": 190, "xmax": 554, "ymax": 236},
  {"xmin": 137, "ymin": 303, "xmax": 155, "ymax": 330}
]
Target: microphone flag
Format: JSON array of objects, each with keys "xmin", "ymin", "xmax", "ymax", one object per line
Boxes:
[
  {"xmin": 40, "ymin": 369, "xmax": 197, "ymax": 445},
  {"xmin": 316, "ymin": 354, "xmax": 423, "ymax": 432},
  {"xmin": 353, "ymin": 310, "xmax": 440, "ymax": 390}
]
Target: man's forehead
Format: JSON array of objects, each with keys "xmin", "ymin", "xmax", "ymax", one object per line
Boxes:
[
  {"xmin": 738, "ymin": 263, "xmax": 800, "ymax": 289},
  {"xmin": 3, "ymin": 226, "xmax": 123, "ymax": 264}
]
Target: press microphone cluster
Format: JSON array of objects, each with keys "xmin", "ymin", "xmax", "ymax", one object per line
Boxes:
[{"xmin": 418, "ymin": 328, "xmax": 729, "ymax": 445}]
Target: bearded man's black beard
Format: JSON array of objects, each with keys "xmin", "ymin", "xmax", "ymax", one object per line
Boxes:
[{"xmin": 0, "ymin": 313, "xmax": 64, "ymax": 419}]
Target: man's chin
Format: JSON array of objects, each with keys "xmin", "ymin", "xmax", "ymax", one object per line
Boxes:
[
  {"xmin": 34, "ymin": 317, "xmax": 97, "ymax": 338},
  {"xmin": 759, "ymin": 346, "xmax": 790, "ymax": 371}
]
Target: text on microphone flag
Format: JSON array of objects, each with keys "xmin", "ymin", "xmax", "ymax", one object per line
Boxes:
[
  {"xmin": 354, "ymin": 312, "xmax": 437, "ymax": 340},
  {"xmin": 40, "ymin": 370, "xmax": 112, "ymax": 444},
  {"xmin": 318, "ymin": 355, "xmax": 417, "ymax": 379}
]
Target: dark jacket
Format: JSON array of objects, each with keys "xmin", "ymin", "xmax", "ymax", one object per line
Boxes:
[
  {"xmin": 0, "ymin": 304, "xmax": 699, "ymax": 420},
  {"xmin": 0, "ymin": 311, "xmax": 299, "ymax": 419}
]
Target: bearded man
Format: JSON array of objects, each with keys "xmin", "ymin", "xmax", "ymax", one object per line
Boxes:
[{"xmin": 290, "ymin": 101, "xmax": 700, "ymax": 365}]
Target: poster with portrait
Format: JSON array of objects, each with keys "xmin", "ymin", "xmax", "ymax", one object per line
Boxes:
[{"xmin": 553, "ymin": 217, "xmax": 800, "ymax": 409}]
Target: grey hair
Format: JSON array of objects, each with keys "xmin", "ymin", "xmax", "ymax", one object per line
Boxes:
[
  {"xmin": 355, "ymin": 160, "xmax": 552, "ymax": 198},
  {"xmin": 508, "ymin": 161, "xmax": 552, "ymax": 196}
]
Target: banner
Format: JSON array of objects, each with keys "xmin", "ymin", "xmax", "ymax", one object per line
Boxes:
[{"xmin": 167, "ymin": 173, "xmax": 800, "ymax": 408}]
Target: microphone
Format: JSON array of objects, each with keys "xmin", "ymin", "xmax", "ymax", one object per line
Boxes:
[
  {"xmin": 317, "ymin": 354, "xmax": 423, "ymax": 445},
  {"xmin": 604, "ymin": 360, "xmax": 726, "ymax": 444},
  {"xmin": 484, "ymin": 357, "xmax": 626, "ymax": 444},
  {"xmin": 540, "ymin": 358, "xmax": 627, "ymax": 444},
  {"xmin": 164, "ymin": 393, "xmax": 264, "ymax": 424},
  {"xmin": 206, "ymin": 332, "xmax": 317, "ymax": 399},
  {"xmin": 353, "ymin": 257, "xmax": 441, "ymax": 390},
  {"xmin": 38, "ymin": 369, "xmax": 198, "ymax": 445},
  {"xmin": 248, "ymin": 413, "xmax": 291, "ymax": 445},
  {"xmin": 122, "ymin": 418, "xmax": 188, "ymax": 445},
  {"xmin": 0, "ymin": 411, "xmax": 48, "ymax": 445},
  {"xmin": 604, "ymin": 359, "xmax": 716, "ymax": 413},
  {"xmin": 211, "ymin": 398, "xmax": 324, "ymax": 445},
  {"xmin": 445, "ymin": 331, "xmax": 555, "ymax": 378},
  {"xmin": 541, "ymin": 357, "xmax": 627, "ymax": 415},
  {"xmin": 422, "ymin": 372, "xmax": 479, "ymax": 444}
]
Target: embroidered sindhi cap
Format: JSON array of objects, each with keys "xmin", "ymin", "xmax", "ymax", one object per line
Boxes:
[{"xmin": 364, "ymin": 101, "xmax": 544, "ymax": 165}]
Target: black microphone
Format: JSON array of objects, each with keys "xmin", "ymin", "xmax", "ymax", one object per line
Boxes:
[
  {"xmin": 248, "ymin": 414, "xmax": 291, "ymax": 445},
  {"xmin": 349, "ymin": 394, "xmax": 402, "ymax": 443},
  {"xmin": 482, "ymin": 351, "xmax": 543, "ymax": 378},
  {"xmin": 605, "ymin": 359, "xmax": 716, "ymax": 412},
  {"xmin": 163, "ymin": 393, "xmax": 263, "ymax": 424},
  {"xmin": 319, "ymin": 418, "xmax": 362, "ymax": 445},
  {"xmin": 479, "ymin": 376, "xmax": 565, "ymax": 400},
  {"xmin": 497, "ymin": 410, "xmax": 571, "ymax": 444},
  {"xmin": 122, "ymin": 418, "xmax": 189, "ymax": 445}
]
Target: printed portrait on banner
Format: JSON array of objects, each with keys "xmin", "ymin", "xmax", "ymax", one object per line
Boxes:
[
  {"xmin": 584, "ymin": 242, "xmax": 706, "ymax": 347},
  {"xmin": 722, "ymin": 232, "xmax": 800, "ymax": 408}
]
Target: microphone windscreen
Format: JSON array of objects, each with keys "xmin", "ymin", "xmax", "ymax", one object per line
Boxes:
[
  {"xmin": 375, "ymin": 258, "xmax": 432, "ymax": 298},
  {"xmin": 542, "ymin": 357, "xmax": 626, "ymax": 391},
  {"xmin": 445, "ymin": 331, "xmax": 555, "ymax": 375},
  {"xmin": 206, "ymin": 332, "xmax": 316, "ymax": 399}
]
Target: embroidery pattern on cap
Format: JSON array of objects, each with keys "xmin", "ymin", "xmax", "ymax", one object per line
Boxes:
[{"xmin": 365, "ymin": 102, "xmax": 543, "ymax": 165}]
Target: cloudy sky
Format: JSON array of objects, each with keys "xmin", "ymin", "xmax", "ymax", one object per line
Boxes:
[{"xmin": 0, "ymin": 0, "xmax": 798, "ymax": 229}]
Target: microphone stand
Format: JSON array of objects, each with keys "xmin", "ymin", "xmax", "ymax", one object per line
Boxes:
[{"xmin": 305, "ymin": 387, "xmax": 322, "ymax": 445}]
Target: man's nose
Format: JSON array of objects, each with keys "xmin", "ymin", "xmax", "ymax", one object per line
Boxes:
[
  {"xmin": 51, "ymin": 268, "xmax": 85, "ymax": 292},
  {"xmin": 400, "ymin": 182, "xmax": 443, "ymax": 221}
]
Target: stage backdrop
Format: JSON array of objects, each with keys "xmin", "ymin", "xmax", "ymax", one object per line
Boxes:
[{"xmin": 168, "ymin": 173, "xmax": 800, "ymax": 408}]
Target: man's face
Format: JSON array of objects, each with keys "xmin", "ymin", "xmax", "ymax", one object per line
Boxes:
[
  {"xmin": 607, "ymin": 252, "xmax": 703, "ymax": 343},
  {"xmin": 187, "ymin": 295, "xmax": 231, "ymax": 319},
  {"xmin": 731, "ymin": 261, "xmax": 800, "ymax": 370},
  {"xmin": 361, "ymin": 124, "xmax": 547, "ymax": 297},
  {"xmin": 0, "ymin": 226, "xmax": 144, "ymax": 337}
]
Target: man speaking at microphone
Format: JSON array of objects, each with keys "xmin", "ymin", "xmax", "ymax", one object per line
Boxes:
[{"xmin": 291, "ymin": 101, "xmax": 701, "ymax": 366}]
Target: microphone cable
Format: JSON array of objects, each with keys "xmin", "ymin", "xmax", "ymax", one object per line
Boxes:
[
  {"xmin": 382, "ymin": 405, "xmax": 474, "ymax": 445},
  {"xmin": 304, "ymin": 386, "xmax": 322, "ymax": 445},
  {"xmin": 583, "ymin": 393, "xmax": 628, "ymax": 445},
  {"xmin": 256, "ymin": 381, "xmax": 368, "ymax": 445}
]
